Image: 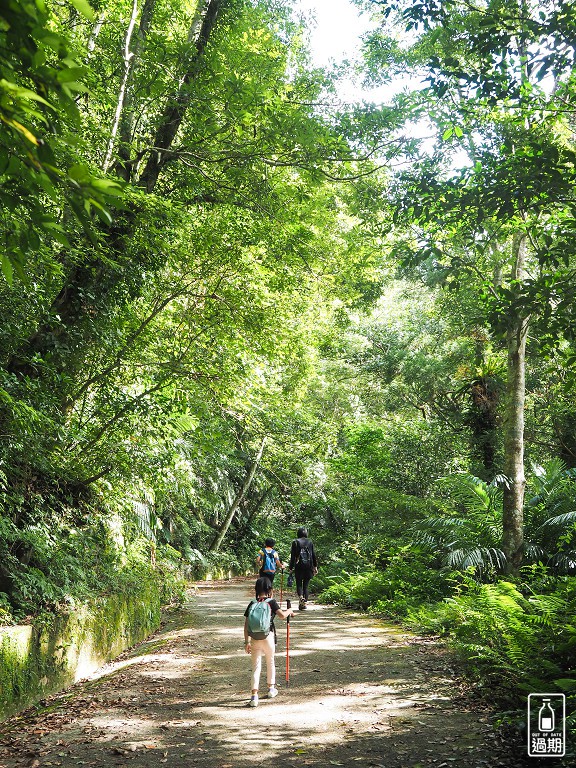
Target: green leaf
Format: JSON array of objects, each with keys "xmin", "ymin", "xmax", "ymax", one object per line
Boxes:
[
  {"xmin": 68, "ymin": 0, "xmax": 95, "ymax": 21},
  {"xmin": 56, "ymin": 67, "xmax": 87, "ymax": 84},
  {"xmin": 68, "ymin": 164, "xmax": 91, "ymax": 183},
  {"xmin": 0, "ymin": 146, "xmax": 9, "ymax": 175},
  {"xmin": 46, "ymin": 229, "xmax": 71, "ymax": 247},
  {"xmin": 39, "ymin": 220, "xmax": 71, "ymax": 246},
  {"xmin": 0, "ymin": 79, "xmax": 54, "ymax": 108},
  {"xmin": 61, "ymin": 82, "xmax": 90, "ymax": 95},
  {"xmin": 1, "ymin": 254, "xmax": 13, "ymax": 285},
  {"xmin": 90, "ymin": 178, "xmax": 125, "ymax": 196},
  {"xmin": 90, "ymin": 199, "xmax": 113, "ymax": 225},
  {"xmin": 38, "ymin": 31, "xmax": 66, "ymax": 51}
]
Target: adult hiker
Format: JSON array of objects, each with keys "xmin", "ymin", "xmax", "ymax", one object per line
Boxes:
[
  {"xmin": 244, "ymin": 576, "xmax": 295, "ymax": 707},
  {"xmin": 288, "ymin": 526, "xmax": 318, "ymax": 611},
  {"xmin": 255, "ymin": 538, "xmax": 285, "ymax": 583}
]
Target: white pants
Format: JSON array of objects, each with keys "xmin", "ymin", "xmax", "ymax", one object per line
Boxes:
[{"xmin": 250, "ymin": 634, "xmax": 276, "ymax": 690}]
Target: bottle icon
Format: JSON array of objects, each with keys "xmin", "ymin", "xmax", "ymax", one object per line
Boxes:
[{"xmin": 539, "ymin": 699, "xmax": 555, "ymax": 731}]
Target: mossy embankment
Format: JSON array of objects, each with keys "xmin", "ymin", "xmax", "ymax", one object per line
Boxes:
[{"xmin": 0, "ymin": 583, "xmax": 161, "ymax": 720}]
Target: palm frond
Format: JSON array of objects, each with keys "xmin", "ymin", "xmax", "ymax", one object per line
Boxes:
[
  {"xmin": 547, "ymin": 552, "xmax": 576, "ymax": 574},
  {"xmin": 492, "ymin": 473, "xmax": 510, "ymax": 489},
  {"xmin": 486, "ymin": 547, "xmax": 507, "ymax": 569},
  {"xmin": 537, "ymin": 511, "xmax": 576, "ymax": 530},
  {"xmin": 445, "ymin": 546, "xmax": 506, "ymax": 571},
  {"xmin": 434, "ymin": 473, "xmax": 502, "ymax": 517},
  {"xmin": 524, "ymin": 542, "xmax": 546, "ymax": 561},
  {"xmin": 413, "ymin": 473, "xmax": 506, "ymax": 574}
]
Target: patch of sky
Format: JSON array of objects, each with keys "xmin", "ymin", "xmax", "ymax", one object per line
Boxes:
[
  {"xmin": 291, "ymin": 1, "xmax": 479, "ymax": 171},
  {"xmin": 291, "ymin": 0, "xmax": 425, "ymax": 105}
]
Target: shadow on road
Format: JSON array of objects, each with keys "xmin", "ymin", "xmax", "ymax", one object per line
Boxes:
[{"xmin": 0, "ymin": 580, "xmax": 534, "ymax": 768}]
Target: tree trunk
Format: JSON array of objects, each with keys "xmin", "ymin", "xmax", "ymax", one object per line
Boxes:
[
  {"xmin": 502, "ymin": 233, "xmax": 529, "ymax": 571},
  {"xmin": 238, "ymin": 484, "xmax": 273, "ymax": 536},
  {"xmin": 115, "ymin": 0, "xmax": 157, "ymax": 181},
  {"xmin": 138, "ymin": 0, "xmax": 224, "ymax": 192},
  {"xmin": 6, "ymin": 0, "xmax": 226, "ymax": 382},
  {"xmin": 469, "ymin": 374, "xmax": 499, "ymax": 476},
  {"xmin": 209, "ymin": 437, "xmax": 266, "ymax": 552},
  {"xmin": 102, "ymin": 0, "xmax": 140, "ymax": 172},
  {"xmin": 87, "ymin": 12, "xmax": 106, "ymax": 56}
]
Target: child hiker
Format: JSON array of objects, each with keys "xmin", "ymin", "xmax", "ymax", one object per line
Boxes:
[
  {"xmin": 244, "ymin": 576, "xmax": 294, "ymax": 707},
  {"xmin": 255, "ymin": 538, "xmax": 285, "ymax": 583}
]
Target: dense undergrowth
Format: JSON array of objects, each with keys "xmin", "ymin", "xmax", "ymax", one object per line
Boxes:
[
  {"xmin": 313, "ymin": 469, "xmax": 576, "ymax": 756},
  {"xmin": 0, "ymin": 478, "xmax": 187, "ymax": 626},
  {"xmin": 319, "ymin": 558, "xmax": 576, "ymax": 706}
]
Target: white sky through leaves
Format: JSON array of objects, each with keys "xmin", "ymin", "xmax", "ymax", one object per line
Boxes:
[{"xmin": 293, "ymin": 0, "xmax": 371, "ymax": 68}]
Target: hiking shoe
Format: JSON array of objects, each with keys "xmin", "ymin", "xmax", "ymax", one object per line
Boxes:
[
  {"xmin": 267, "ymin": 687, "xmax": 278, "ymax": 699},
  {"xmin": 299, "ymin": 598, "xmax": 306, "ymax": 610},
  {"xmin": 249, "ymin": 694, "xmax": 259, "ymax": 707}
]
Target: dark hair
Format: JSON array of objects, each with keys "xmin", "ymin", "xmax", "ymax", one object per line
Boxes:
[
  {"xmin": 255, "ymin": 576, "xmax": 272, "ymax": 596},
  {"xmin": 264, "ymin": 538, "xmax": 275, "ymax": 548},
  {"xmin": 297, "ymin": 527, "xmax": 308, "ymax": 538}
]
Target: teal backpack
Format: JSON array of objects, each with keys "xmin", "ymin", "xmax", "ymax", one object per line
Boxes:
[{"xmin": 247, "ymin": 598, "xmax": 272, "ymax": 639}]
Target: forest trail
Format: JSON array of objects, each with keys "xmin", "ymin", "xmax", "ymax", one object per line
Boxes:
[{"xmin": 0, "ymin": 580, "xmax": 526, "ymax": 768}]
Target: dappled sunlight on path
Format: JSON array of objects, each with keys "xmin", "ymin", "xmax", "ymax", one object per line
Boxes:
[{"xmin": 0, "ymin": 580, "xmax": 529, "ymax": 768}]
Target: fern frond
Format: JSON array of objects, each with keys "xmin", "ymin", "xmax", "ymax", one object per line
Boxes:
[{"xmin": 528, "ymin": 594, "xmax": 568, "ymax": 615}]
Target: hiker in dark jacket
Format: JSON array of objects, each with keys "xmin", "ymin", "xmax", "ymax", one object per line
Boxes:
[{"xmin": 288, "ymin": 526, "xmax": 318, "ymax": 611}]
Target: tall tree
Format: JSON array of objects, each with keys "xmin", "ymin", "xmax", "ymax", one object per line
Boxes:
[
  {"xmin": 360, "ymin": 0, "xmax": 576, "ymax": 568},
  {"xmin": 502, "ymin": 234, "xmax": 529, "ymax": 569}
]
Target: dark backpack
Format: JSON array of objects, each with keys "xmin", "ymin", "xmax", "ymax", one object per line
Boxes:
[
  {"xmin": 262, "ymin": 548, "xmax": 277, "ymax": 573},
  {"xmin": 298, "ymin": 539, "xmax": 312, "ymax": 567},
  {"xmin": 247, "ymin": 598, "xmax": 272, "ymax": 639}
]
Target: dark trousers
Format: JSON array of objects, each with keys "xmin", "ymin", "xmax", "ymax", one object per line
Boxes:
[
  {"xmin": 259, "ymin": 569, "xmax": 276, "ymax": 583},
  {"xmin": 295, "ymin": 567, "xmax": 313, "ymax": 600}
]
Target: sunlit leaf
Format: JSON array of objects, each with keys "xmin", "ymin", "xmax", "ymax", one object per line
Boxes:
[
  {"xmin": 1, "ymin": 254, "xmax": 13, "ymax": 285},
  {"xmin": 68, "ymin": 0, "xmax": 95, "ymax": 21}
]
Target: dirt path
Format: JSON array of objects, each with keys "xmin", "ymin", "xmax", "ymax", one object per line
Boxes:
[{"xmin": 0, "ymin": 580, "xmax": 530, "ymax": 768}]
